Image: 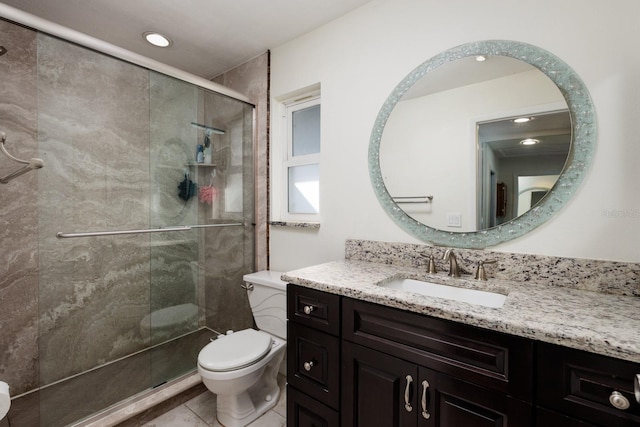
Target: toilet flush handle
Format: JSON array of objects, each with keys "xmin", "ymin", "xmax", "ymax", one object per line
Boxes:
[{"xmin": 240, "ymin": 282, "xmax": 254, "ymax": 291}]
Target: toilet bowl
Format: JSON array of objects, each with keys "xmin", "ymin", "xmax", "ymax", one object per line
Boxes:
[{"xmin": 197, "ymin": 271, "xmax": 286, "ymax": 427}]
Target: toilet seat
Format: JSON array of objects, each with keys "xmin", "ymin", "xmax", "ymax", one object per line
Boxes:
[{"xmin": 199, "ymin": 329, "xmax": 273, "ymax": 372}]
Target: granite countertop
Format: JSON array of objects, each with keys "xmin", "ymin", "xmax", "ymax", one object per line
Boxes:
[{"xmin": 282, "ymin": 260, "xmax": 640, "ymax": 364}]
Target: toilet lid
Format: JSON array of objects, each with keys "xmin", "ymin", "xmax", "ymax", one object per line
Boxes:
[{"xmin": 198, "ymin": 329, "xmax": 273, "ymax": 372}]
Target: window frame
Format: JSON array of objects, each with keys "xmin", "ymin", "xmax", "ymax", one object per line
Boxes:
[{"xmin": 272, "ymin": 90, "xmax": 321, "ymax": 223}]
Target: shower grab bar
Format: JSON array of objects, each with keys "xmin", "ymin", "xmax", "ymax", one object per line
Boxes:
[
  {"xmin": 0, "ymin": 131, "xmax": 44, "ymax": 184},
  {"xmin": 56, "ymin": 222, "xmax": 244, "ymax": 238}
]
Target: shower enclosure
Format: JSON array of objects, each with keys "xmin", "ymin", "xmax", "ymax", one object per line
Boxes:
[{"xmin": 0, "ymin": 18, "xmax": 256, "ymax": 426}]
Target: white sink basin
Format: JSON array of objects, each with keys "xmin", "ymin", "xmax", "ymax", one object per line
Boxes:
[{"xmin": 379, "ymin": 278, "xmax": 507, "ymax": 308}]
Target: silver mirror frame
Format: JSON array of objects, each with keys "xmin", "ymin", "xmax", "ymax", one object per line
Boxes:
[{"xmin": 369, "ymin": 40, "xmax": 596, "ymax": 248}]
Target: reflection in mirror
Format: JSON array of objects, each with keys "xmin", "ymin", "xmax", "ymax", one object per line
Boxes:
[
  {"xmin": 380, "ymin": 55, "xmax": 571, "ymax": 232},
  {"xmin": 370, "ymin": 40, "xmax": 596, "ymax": 248},
  {"xmin": 477, "ymin": 110, "xmax": 571, "ymax": 229}
]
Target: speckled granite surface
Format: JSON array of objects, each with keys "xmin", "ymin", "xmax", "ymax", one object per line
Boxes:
[
  {"xmin": 345, "ymin": 239, "xmax": 640, "ymax": 297},
  {"xmin": 283, "ymin": 242, "xmax": 640, "ymax": 364}
]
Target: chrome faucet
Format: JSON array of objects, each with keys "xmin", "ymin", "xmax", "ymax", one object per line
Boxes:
[{"xmin": 443, "ymin": 249, "xmax": 461, "ymax": 277}]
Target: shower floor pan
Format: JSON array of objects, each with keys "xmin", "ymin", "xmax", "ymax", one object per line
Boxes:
[{"xmin": 6, "ymin": 328, "xmax": 216, "ymax": 427}]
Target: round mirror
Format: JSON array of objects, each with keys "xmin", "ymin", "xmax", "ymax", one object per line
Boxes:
[{"xmin": 369, "ymin": 40, "xmax": 596, "ymax": 248}]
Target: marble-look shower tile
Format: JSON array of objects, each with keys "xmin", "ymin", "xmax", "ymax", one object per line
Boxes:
[
  {"xmin": 0, "ymin": 19, "xmax": 40, "ymax": 396},
  {"xmin": 149, "ymin": 72, "xmax": 199, "ymax": 228},
  {"xmin": 213, "ymin": 53, "xmax": 269, "ymax": 271},
  {"xmin": 35, "ymin": 33, "xmax": 153, "ymax": 385},
  {"xmin": 37, "ymin": 237, "xmax": 152, "ymax": 384},
  {"xmin": 150, "ymin": 242, "xmax": 198, "ymax": 311},
  {"xmin": 204, "ymin": 226, "xmax": 253, "ymax": 332}
]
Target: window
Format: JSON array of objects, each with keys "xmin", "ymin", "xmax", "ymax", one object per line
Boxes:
[{"xmin": 273, "ymin": 91, "xmax": 321, "ymax": 222}]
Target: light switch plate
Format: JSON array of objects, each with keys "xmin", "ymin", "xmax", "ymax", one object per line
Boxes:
[{"xmin": 447, "ymin": 213, "xmax": 462, "ymax": 227}]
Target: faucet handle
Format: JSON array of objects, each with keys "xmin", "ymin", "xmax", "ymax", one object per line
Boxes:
[
  {"xmin": 475, "ymin": 260, "xmax": 497, "ymax": 281},
  {"xmin": 419, "ymin": 253, "xmax": 437, "ymax": 274}
]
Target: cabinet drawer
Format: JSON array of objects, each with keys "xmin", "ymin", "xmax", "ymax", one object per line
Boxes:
[
  {"xmin": 342, "ymin": 298, "xmax": 533, "ymax": 400},
  {"xmin": 288, "ymin": 284, "xmax": 341, "ymax": 336},
  {"xmin": 287, "ymin": 322, "xmax": 340, "ymax": 409},
  {"xmin": 537, "ymin": 343, "xmax": 640, "ymax": 426},
  {"xmin": 287, "ymin": 385, "xmax": 339, "ymax": 427}
]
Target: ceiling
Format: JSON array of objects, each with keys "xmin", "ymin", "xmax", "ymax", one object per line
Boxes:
[
  {"xmin": 0, "ymin": 0, "xmax": 375, "ymax": 78},
  {"xmin": 403, "ymin": 55, "xmax": 535, "ymax": 100},
  {"xmin": 479, "ymin": 111, "xmax": 571, "ymax": 159}
]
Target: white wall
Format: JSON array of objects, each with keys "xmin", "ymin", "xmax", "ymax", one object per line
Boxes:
[{"xmin": 269, "ymin": 0, "xmax": 640, "ymax": 271}]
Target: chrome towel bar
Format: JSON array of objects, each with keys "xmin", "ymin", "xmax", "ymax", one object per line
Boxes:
[
  {"xmin": 392, "ymin": 195, "xmax": 433, "ymax": 204},
  {"xmin": 56, "ymin": 223, "xmax": 244, "ymax": 238}
]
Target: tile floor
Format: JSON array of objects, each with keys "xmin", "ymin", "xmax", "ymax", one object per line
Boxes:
[{"xmin": 142, "ymin": 375, "xmax": 286, "ymax": 427}]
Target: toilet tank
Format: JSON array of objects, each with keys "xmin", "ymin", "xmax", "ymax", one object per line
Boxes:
[{"xmin": 243, "ymin": 271, "xmax": 287, "ymax": 339}]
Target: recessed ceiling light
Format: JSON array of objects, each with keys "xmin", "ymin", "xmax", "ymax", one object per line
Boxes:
[
  {"xmin": 520, "ymin": 138, "xmax": 540, "ymax": 145},
  {"xmin": 475, "ymin": 55, "xmax": 487, "ymax": 62},
  {"xmin": 513, "ymin": 117, "xmax": 531, "ymax": 123},
  {"xmin": 143, "ymin": 32, "xmax": 172, "ymax": 48}
]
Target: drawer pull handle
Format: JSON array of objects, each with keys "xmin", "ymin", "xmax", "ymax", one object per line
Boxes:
[
  {"xmin": 303, "ymin": 361, "xmax": 314, "ymax": 371},
  {"xmin": 635, "ymin": 374, "xmax": 640, "ymax": 404},
  {"xmin": 404, "ymin": 375, "xmax": 413, "ymax": 412},
  {"xmin": 609, "ymin": 391, "xmax": 630, "ymax": 410},
  {"xmin": 303, "ymin": 305, "xmax": 315, "ymax": 315},
  {"xmin": 421, "ymin": 380, "xmax": 431, "ymax": 419}
]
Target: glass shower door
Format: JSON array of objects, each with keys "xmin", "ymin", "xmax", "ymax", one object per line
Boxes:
[
  {"xmin": 148, "ymin": 72, "xmax": 203, "ymax": 386},
  {"xmin": 36, "ymin": 33, "xmax": 154, "ymax": 426}
]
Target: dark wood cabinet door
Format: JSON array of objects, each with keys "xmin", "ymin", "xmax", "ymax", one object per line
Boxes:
[
  {"xmin": 287, "ymin": 322, "xmax": 341, "ymax": 409},
  {"xmin": 536, "ymin": 407, "xmax": 596, "ymax": 427},
  {"xmin": 343, "ymin": 342, "xmax": 532, "ymax": 427},
  {"xmin": 343, "ymin": 298, "xmax": 533, "ymax": 400},
  {"xmin": 422, "ymin": 367, "xmax": 532, "ymax": 427},
  {"xmin": 342, "ymin": 341, "xmax": 418, "ymax": 427},
  {"xmin": 287, "ymin": 385, "xmax": 339, "ymax": 427}
]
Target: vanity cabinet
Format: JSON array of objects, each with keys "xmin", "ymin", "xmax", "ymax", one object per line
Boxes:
[
  {"xmin": 286, "ymin": 284, "xmax": 640, "ymax": 427},
  {"xmin": 537, "ymin": 342, "xmax": 640, "ymax": 427},
  {"xmin": 286, "ymin": 285, "xmax": 534, "ymax": 426},
  {"xmin": 341, "ymin": 298, "xmax": 533, "ymax": 426}
]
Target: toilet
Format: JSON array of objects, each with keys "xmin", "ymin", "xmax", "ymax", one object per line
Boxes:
[{"xmin": 197, "ymin": 271, "xmax": 287, "ymax": 427}]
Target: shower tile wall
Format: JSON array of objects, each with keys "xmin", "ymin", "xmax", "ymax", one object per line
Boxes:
[
  {"xmin": 213, "ymin": 52, "xmax": 269, "ymax": 271},
  {"xmin": 201, "ymin": 92, "xmax": 255, "ymax": 332},
  {"xmin": 204, "ymin": 52, "xmax": 269, "ymax": 333},
  {"xmin": 149, "ymin": 73, "xmax": 200, "ymax": 344},
  {"xmin": 0, "ymin": 19, "xmax": 39, "ymax": 396},
  {"xmin": 36, "ymin": 33, "xmax": 152, "ymax": 384}
]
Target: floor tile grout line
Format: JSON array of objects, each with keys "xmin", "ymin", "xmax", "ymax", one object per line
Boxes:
[{"xmin": 184, "ymin": 404, "xmax": 212, "ymax": 426}]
